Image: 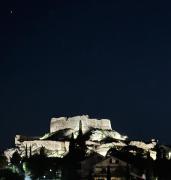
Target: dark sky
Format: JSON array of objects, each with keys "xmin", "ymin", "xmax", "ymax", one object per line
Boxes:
[{"xmin": 1, "ymin": 0, "xmax": 171, "ymax": 149}]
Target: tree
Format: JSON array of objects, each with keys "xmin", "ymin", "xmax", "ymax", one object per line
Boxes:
[
  {"xmin": 39, "ymin": 146, "xmax": 46, "ymax": 157},
  {"xmin": 23, "ymin": 151, "xmax": 50, "ymax": 179},
  {"xmin": 11, "ymin": 151, "xmax": 21, "ymax": 166},
  {"xmin": 0, "ymin": 155, "xmax": 8, "ymax": 169},
  {"xmin": 106, "ymin": 166, "xmax": 111, "ymax": 180},
  {"xmin": 10, "ymin": 151, "xmax": 23, "ymax": 175},
  {"xmin": 0, "ymin": 168, "xmax": 24, "ymax": 180}
]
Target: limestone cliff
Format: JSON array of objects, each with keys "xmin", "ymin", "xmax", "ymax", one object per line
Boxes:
[
  {"xmin": 6, "ymin": 115, "xmax": 160, "ymax": 161},
  {"xmin": 4, "ymin": 115, "xmax": 128, "ymax": 161}
]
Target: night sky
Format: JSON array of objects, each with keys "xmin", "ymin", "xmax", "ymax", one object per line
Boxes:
[{"xmin": 1, "ymin": 0, "xmax": 171, "ymax": 149}]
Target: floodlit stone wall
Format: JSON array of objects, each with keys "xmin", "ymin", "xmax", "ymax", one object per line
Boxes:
[
  {"xmin": 50, "ymin": 115, "xmax": 112, "ymax": 133},
  {"xmin": 14, "ymin": 140, "xmax": 70, "ymax": 158},
  {"xmin": 22, "ymin": 140, "xmax": 69, "ymax": 152},
  {"xmin": 15, "ymin": 135, "xmax": 39, "ymax": 145},
  {"xmin": 5, "ymin": 114, "xmax": 159, "ymax": 161}
]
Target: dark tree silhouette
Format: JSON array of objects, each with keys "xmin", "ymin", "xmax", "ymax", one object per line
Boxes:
[
  {"xmin": 0, "ymin": 169, "xmax": 24, "ymax": 180},
  {"xmin": 106, "ymin": 166, "xmax": 111, "ymax": 180},
  {"xmin": 39, "ymin": 146, "xmax": 46, "ymax": 157},
  {"xmin": 0, "ymin": 154, "xmax": 8, "ymax": 169},
  {"xmin": 11, "ymin": 151, "xmax": 21, "ymax": 166}
]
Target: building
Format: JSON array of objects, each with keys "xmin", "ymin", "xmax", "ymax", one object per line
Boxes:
[
  {"xmin": 92, "ymin": 156, "xmax": 129, "ymax": 180},
  {"xmin": 78, "ymin": 152, "xmax": 105, "ymax": 180}
]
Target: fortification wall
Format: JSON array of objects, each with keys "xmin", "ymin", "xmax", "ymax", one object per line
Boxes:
[
  {"xmin": 50, "ymin": 115, "xmax": 112, "ymax": 133},
  {"xmin": 22, "ymin": 140, "xmax": 69, "ymax": 152},
  {"xmin": 16, "ymin": 140, "xmax": 70, "ymax": 158},
  {"xmin": 15, "ymin": 135, "xmax": 39, "ymax": 145}
]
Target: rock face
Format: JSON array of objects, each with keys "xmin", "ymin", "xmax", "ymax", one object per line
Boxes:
[
  {"xmin": 4, "ymin": 115, "xmax": 128, "ymax": 161},
  {"xmin": 4, "ymin": 115, "xmax": 160, "ymax": 161},
  {"xmin": 50, "ymin": 115, "xmax": 112, "ymax": 133},
  {"xmin": 9, "ymin": 115, "xmax": 164, "ymax": 162},
  {"xmin": 4, "ymin": 115, "xmax": 162, "ymax": 162}
]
